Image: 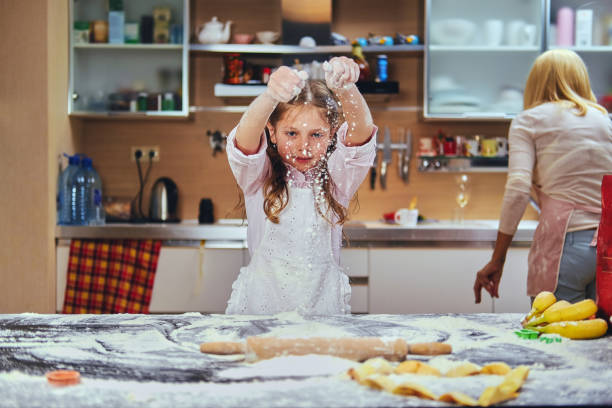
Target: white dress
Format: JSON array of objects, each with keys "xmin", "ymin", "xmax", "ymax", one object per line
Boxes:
[{"xmin": 225, "ymin": 185, "xmax": 351, "ymax": 315}]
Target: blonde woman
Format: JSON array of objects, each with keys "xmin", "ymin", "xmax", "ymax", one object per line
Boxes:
[{"xmin": 474, "ymin": 49, "xmax": 612, "ymax": 304}]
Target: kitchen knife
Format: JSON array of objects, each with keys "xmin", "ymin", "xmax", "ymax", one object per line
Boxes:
[
  {"xmin": 380, "ymin": 126, "xmax": 392, "ymax": 189},
  {"xmin": 397, "ymin": 128, "xmax": 405, "ymax": 179},
  {"xmin": 402, "ymin": 129, "xmax": 412, "ymax": 183},
  {"xmin": 200, "ymin": 337, "xmax": 452, "ymax": 362},
  {"xmin": 370, "ymin": 150, "xmax": 378, "ymax": 190}
]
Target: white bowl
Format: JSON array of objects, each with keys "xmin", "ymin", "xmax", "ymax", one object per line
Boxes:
[
  {"xmin": 256, "ymin": 31, "xmax": 279, "ymax": 44},
  {"xmin": 430, "ymin": 19, "xmax": 476, "ymax": 46}
]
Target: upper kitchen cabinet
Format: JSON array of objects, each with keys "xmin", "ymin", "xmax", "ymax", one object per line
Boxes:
[
  {"xmin": 69, "ymin": 0, "xmax": 189, "ymax": 118},
  {"xmin": 547, "ymin": 0, "xmax": 612, "ymax": 112},
  {"xmin": 189, "ymin": 0, "xmax": 421, "ymax": 105},
  {"xmin": 424, "ymin": 0, "xmax": 544, "ymax": 120}
]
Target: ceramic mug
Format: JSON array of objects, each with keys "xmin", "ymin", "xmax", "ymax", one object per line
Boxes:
[
  {"xmin": 496, "ymin": 137, "xmax": 508, "ymax": 157},
  {"xmin": 418, "ymin": 137, "xmax": 435, "ymax": 156},
  {"xmin": 481, "ymin": 138, "xmax": 497, "ymax": 157},
  {"xmin": 506, "ymin": 20, "xmax": 526, "ymax": 46},
  {"xmin": 521, "ymin": 24, "xmax": 537, "ymax": 46},
  {"xmin": 394, "ymin": 208, "xmax": 419, "ymax": 227},
  {"xmin": 464, "ymin": 138, "xmax": 479, "ymax": 156},
  {"xmin": 484, "ymin": 19, "xmax": 504, "ymax": 46}
]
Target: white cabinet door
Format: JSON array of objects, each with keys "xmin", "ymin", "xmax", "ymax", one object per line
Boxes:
[
  {"xmin": 492, "ymin": 247, "xmax": 531, "ymax": 313},
  {"xmin": 548, "ymin": 1, "xmax": 612, "ymax": 102},
  {"xmin": 149, "ymin": 245, "xmax": 245, "ymax": 313},
  {"xmin": 369, "ymin": 247, "xmax": 493, "ymax": 313},
  {"xmin": 425, "ymin": 0, "xmax": 545, "ymax": 119},
  {"xmin": 341, "ymin": 248, "xmax": 369, "ymax": 313}
]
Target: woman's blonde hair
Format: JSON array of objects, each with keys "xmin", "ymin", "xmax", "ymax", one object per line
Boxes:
[
  {"xmin": 264, "ymin": 79, "xmax": 347, "ymax": 225},
  {"xmin": 523, "ymin": 49, "xmax": 607, "ymax": 116}
]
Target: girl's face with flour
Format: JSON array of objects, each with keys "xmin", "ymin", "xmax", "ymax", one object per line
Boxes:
[
  {"xmin": 267, "ymin": 104, "xmax": 333, "ymax": 173},
  {"xmin": 263, "ymin": 66, "xmax": 342, "ymax": 174}
]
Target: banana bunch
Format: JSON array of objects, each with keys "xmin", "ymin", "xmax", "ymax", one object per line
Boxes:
[
  {"xmin": 522, "ymin": 291, "xmax": 557, "ymax": 325},
  {"xmin": 522, "ymin": 292, "xmax": 608, "ymax": 340}
]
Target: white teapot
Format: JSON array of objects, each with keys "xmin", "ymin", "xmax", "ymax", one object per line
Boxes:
[{"xmin": 197, "ymin": 16, "xmax": 232, "ymax": 44}]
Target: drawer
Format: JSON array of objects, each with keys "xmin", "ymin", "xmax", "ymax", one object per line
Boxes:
[
  {"xmin": 350, "ymin": 283, "xmax": 368, "ymax": 313},
  {"xmin": 341, "ymin": 248, "xmax": 368, "ymax": 277}
]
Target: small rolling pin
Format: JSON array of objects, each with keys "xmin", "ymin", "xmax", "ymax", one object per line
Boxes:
[{"xmin": 200, "ymin": 337, "xmax": 451, "ymax": 362}]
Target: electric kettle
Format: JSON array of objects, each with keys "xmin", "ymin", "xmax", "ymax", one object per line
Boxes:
[{"xmin": 149, "ymin": 177, "xmax": 180, "ymax": 222}]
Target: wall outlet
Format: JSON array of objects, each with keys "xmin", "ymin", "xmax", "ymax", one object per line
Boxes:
[{"xmin": 131, "ymin": 146, "xmax": 160, "ymax": 162}]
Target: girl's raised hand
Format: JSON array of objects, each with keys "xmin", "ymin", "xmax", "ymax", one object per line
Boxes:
[
  {"xmin": 264, "ymin": 66, "xmax": 309, "ymax": 103},
  {"xmin": 323, "ymin": 56, "xmax": 359, "ymax": 90}
]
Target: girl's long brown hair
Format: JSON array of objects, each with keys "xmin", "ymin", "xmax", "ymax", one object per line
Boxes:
[{"xmin": 264, "ymin": 79, "xmax": 348, "ymax": 225}]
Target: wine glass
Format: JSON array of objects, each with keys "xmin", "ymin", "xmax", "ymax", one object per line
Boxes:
[{"xmin": 454, "ymin": 174, "xmax": 471, "ymax": 224}]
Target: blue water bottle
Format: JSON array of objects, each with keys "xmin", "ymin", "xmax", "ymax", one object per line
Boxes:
[
  {"xmin": 70, "ymin": 157, "xmax": 92, "ymax": 225},
  {"xmin": 85, "ymin": 158, "xmax": 105, "ymax": 225},
  {"xmin": 58, "ymin": 154, "xmax": 81, "ymax": 225},
  {"xmin": 377, "ymin": 54, "xmax": 388, "ymax": 82}
]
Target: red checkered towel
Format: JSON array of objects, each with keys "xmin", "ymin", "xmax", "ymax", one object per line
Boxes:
[{"xmin": 62, "ymin": 239, "xmax": 162, "ymax": 314}]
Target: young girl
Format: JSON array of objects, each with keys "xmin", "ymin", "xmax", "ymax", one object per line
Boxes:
[{"xmin": 225, "ymin": 57, "xmax": 377, "ymax": 315}]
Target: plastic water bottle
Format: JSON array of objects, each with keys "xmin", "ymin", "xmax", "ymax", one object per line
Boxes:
[
  {"xmin": 376, "ymin": 55, "xmax": 388, "ymax": 82},
  {"xmin": 58, "ymin": 154, "xmax": 81, "ymax": 225},
  {"xmin": 85, "ymin": 158, "xmax": 105, "ymax": 225},
  {"xmin": 70, "ymin": 158, "xmax": 91, "ymax": 225}
]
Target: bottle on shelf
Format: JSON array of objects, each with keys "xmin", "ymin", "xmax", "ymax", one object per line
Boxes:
[{"xmin": 351, "ymin": 41, "xmax": 371, "ymax": 82}]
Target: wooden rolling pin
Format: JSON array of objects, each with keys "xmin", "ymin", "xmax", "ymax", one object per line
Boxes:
[{"xmin": 200, "ymin": 337, "xmax": 452, "ymax": 362}]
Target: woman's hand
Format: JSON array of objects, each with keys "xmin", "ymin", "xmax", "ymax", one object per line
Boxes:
[
  {"xmin": 473, "ymin": 259, "xmax": 504, "ymax": 303},
  {"xmin": 264, "ymin": 66, "xmax": 308, "ymax": 103},
  {"xmin": 323, "ymin": 56, "xmax": 359, "ymax": 90}
]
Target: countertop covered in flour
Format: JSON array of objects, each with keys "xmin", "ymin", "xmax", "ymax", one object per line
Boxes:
[{"xmin": 0, "ymin": 313, "xmax": 610, "ymax": 407}]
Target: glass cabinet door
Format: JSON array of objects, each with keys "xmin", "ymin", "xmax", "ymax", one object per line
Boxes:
[
  {"xmin": 69, "ymin": 0, "xmax": 189, "ymax": 117},
  {"xmin": 424, "ymin": 0, "xmax": 545, "ymax": 119},
  {"xmin": 547, "ymin": 0, "xmax": 612, "ymax": 112}
]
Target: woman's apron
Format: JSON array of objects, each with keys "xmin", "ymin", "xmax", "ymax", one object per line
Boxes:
[
  {"xmin": 225, "ymin": 186, "xmax": 351, "ymax": 315},
  {"xmin": 527, "ymin": 189, "xmax": 600, "ymax": 296}
]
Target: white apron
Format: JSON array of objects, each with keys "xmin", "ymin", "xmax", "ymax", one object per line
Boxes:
[{"xmin": 225, "ymin": 186, "xmax": 351, "ymax": 315}]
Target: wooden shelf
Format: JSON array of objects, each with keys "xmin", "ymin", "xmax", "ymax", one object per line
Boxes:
[
  {"xmin": 190, "ymin": 44, "xmax": 424, "ymax": 54},
  {"xmin": 213, "ymin": 81, "xmax": 400, "ymax": 98},
  {"xmin": 548, "ymin": 45, "xmax": 612, "ymax": 52},
  {"xmin": 417, "ymin": 156, "xmax": 508, "ymax": 173},
  {"xmin": 214, "ymin": 83, "xmax": 266, "ymax": 97},
  {"xmin": 428, "ymin": 45, "xmax": 540, "ymax": 52},
  {"xmin": 69, "ymin": 111, "xmax": 188, "ymax": 119},
  {"xmin": 73, "ymin": 43, "xmax": 183, "ymax": 50},
  {"xmin": 425, "ymin": 112, "xmax": 516, "ymax": 121}
]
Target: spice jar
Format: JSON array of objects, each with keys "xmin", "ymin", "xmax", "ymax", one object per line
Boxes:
[{"xmin": 91, "ymin": 20, "xmax": 109, "ymax": 43}]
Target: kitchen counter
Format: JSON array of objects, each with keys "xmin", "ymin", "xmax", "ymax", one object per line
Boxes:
[
  {"xmin": 1, "ymin": 313, "xmax": 610, "ymax": 407},
  {"xmin": 55, "ymin": 219, "xmax": 537, "ymax": 245}
]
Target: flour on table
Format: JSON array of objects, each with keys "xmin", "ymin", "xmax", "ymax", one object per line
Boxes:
[
  {"xmin": 218, "ymin": 355, "xmax": 358, "ymax": 379},
  {"xmin": 273, "ymin": 311, "xmax": 307, "ymax": 323},
  {"xmin": 262, "ymin": 321, "xmax": 352, "ymax": 338}
]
